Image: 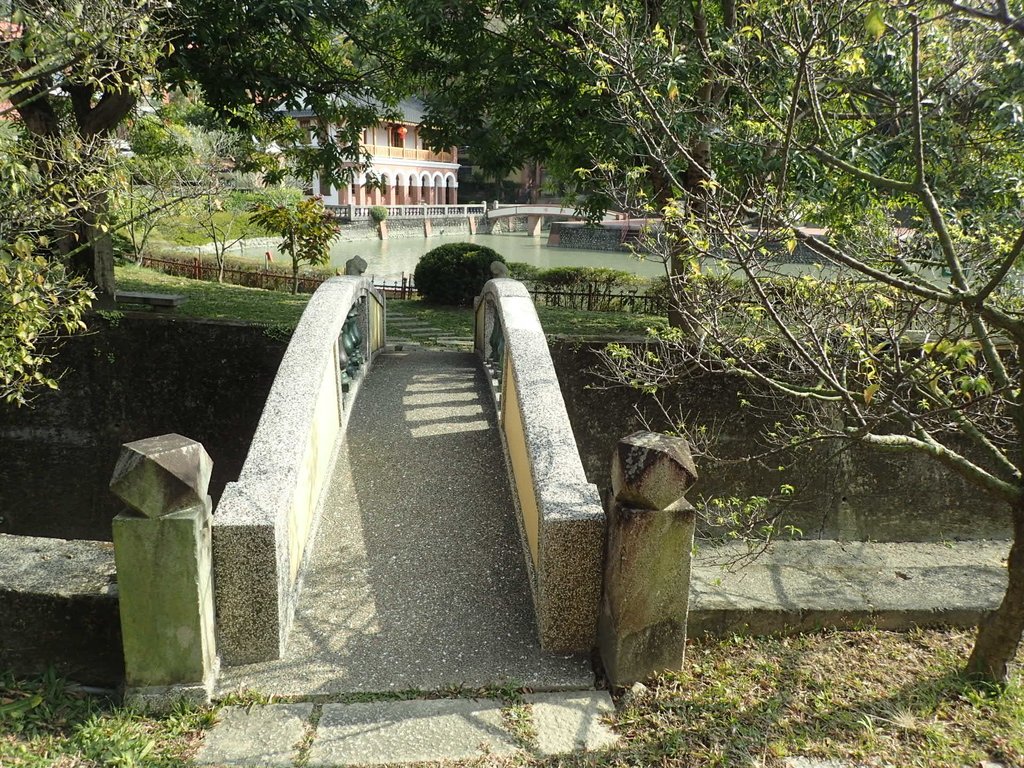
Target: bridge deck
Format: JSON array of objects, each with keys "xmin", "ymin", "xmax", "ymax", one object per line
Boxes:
[{"xmin": 217, "ymin": 347, "xmax": 592, "ymax": 696}]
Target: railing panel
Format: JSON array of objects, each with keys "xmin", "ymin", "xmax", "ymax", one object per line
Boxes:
[
  {"xmin": 474, "ymin": 278, "xmax": 604, "ymax": 652},
  {"xmin": 213, "ymin": 277, "xmax": 387, "ymax": 664}
]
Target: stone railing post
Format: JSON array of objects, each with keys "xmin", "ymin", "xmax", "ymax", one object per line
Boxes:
[
  {"xmin": 598, "ymin": 431, "xmax": 698, "ymax": 686},
  {"xmin": 109, "ymin": 434, "xmax": 218, "ymax": 708}
]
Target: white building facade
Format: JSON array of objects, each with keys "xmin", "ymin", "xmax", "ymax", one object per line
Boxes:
[{"xmin": 296, "ymin": 100, "xmax": 460, "ymax": 208}]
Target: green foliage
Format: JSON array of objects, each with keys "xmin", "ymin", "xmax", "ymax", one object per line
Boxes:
[
  {"xmin": 506, "ymin": 262, "xmax": 541, "ymax": 281},
  {"xmin": 0, "ymin": 247, "xmax": 94, "ymax": 407},
  {"xmin": 532, "ymin": 266, "xmax": 644, "ymax": 291},
  {"xmin": 413, "ymin": 242, "xmax": 505, "ymax": 306},
  {"xmin": 248, "ymin": 197, "xmax": 340, "ymax": 294},
  {"xmin": 0, "ymin": 667, "xmax": 216, "ymax": 767},
  {"xmin": 368, "ymin": 205, "xmax": 389, "ymax": 225}
]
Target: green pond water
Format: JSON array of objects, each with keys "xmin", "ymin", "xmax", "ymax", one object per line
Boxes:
[{"xmin": 236, "ymin": 232, "xmax": 666, "ymax": 281}]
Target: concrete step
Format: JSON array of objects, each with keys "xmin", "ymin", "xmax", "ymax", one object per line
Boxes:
[{"xmin": 194, "ymin": 692, "xmax": 618, "ymax": 767}]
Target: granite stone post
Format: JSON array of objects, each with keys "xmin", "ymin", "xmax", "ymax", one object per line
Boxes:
[
  {"xmin": 598, "ymin": 431, "xmax": 698, "ymax": 686},
  {"xmin": 109, "ymin": 434, "xmax": 218, "ymax": 709}
]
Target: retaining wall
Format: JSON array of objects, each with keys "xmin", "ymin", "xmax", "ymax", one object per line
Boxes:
[
  {"xmin": 0, "ymin": 317, "xmax": 287, "ymax": 541},
  {"xmin": 548, "ymin": 339, "xmax": 1012, "ymax": 542},
  {"xmin": 0, "ymin": 534, "xmax": 122, "ymax": 685}
]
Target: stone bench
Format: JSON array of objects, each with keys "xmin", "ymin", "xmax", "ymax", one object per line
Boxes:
[{"xmin": 115, "ymin": 291, "xmax": 187, "ymax": 312}]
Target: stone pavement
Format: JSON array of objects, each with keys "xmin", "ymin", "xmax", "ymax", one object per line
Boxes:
[
  {"xmin": 217, "ymin": 347, "xmax": 591, "ymax": 697},
  {"xmin": 387, "ymin": 308, "xmax": 473, "ymax": 349},
  {"xmin": 194, "ymin": 692, "xmax": 618, "ymax": 767}
]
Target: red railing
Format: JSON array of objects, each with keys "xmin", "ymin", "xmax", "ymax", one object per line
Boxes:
[
  {"xmin": 138, "ymin": 254, "xmax": 662, "ymax": 312},
  {"xmin": 139, "ymin": 254, "xmax": 419, "ymax": 299}
]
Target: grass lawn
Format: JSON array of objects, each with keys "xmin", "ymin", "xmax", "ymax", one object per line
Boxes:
[
  {"xmin": 112, "ymin": 267, "xmax": 666, "ymax": 340},
  {"xmin": 2, "ymin": 630, "xmax": 1020, "ymax": 767},
  {"xmin": 389, "ymin": 298, "xmax": 667, "ymax": 339},
  {"xmin": 114, "ymin": 264, "xmax": 311, "ymax": 329}
]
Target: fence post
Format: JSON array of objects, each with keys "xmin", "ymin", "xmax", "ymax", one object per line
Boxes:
[
  {"xmin": 598, "ymin": 431, "xmax": 698, "ymax": 687},
  {"xmin": 109, "ymin": 434, "xmax": 218, "ymax": 709}
]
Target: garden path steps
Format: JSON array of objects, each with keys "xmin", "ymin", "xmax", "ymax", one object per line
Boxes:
[
  {"xmin": 386, "ymin": 307, "xmax": 474, "ymax": 349},
  {"xmin": 216, "ymin": 346, "xmax": 592, "ymax": 698}
]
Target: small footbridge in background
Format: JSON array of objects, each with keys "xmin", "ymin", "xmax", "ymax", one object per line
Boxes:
[
  {"xmin": 487, "ymin": 204, "xmax": 627, "ymax": 237},
  {"xmin": 209, "ymin": 276, "xmax": 607, "ymax": 695}
]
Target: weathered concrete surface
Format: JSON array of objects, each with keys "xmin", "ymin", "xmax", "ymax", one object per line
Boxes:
[
  {"xmin": 549, "ymin": 340, "xmax": 1012, "ymax": 543},
  {"xmin": 478, "ymin": 279, "xmax": 605, "ymax": 652},
  {"xmin": 0, "ymin": 533, "xmax": 121, "ymax": 685},
  {"xmin": 690, "ymin": 540, "xmax": 1010, "ymax": 635},
  {"xmin": 0, "ymin": 317, "xmax": 286, "ymax": 541},
  {"xmin": 110, "ymin": 434, "xmax": 213, "ymax": 519},
  {"xmin": 111, "ymin": 434, "xmax": 216, "ymax": 705},
  {"xmin": 194, "ymin": 704, "xmax": 313, "ymax": 767},
  {"xmin": 600, "ymin": 433, "xmax": 698, "ymax": 686},
  {"xmin": 113, "ymin": 505, "xmax": 217, "ymax": 698},
  {"xmin": 526, "ymin": 691, "xmax": 619, "ymax": 756},
  {"xmin": 308, "ymin": 699, "xmax": 519, "ymax": 766},
  {"xmin": 217, "ymin": 348, "xmax": 592, "ymax": 696}
]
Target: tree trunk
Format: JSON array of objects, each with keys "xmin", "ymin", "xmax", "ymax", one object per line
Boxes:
[
  {"xmin": 966, "ymin": 504, "xmax": 1024, "ymax": 683},
  {"xmin": 292, "ymin": 259, "xmax": 300, "ymax": 295},
  {"xmin": 64, "ymin": 200, "xmax": 117, "ymax": 309}
]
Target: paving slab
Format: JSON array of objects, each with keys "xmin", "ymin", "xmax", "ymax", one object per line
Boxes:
[
  {"xmin": 307, "ymin": 698, "xmax": 519, "ymax": 766},
  {"xmin": 218, "ymin": 348, "xmax": 592, "ymax": 696},
  {"xmin": 194, "ymin": 704, "xmax": 313, "ymax": 767},
  {"xmin": 526, "ymin": 691, "xmax": 619, "ymax": 756}
]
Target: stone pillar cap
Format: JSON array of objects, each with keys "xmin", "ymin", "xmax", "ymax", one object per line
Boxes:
[
  {"xmin": 110, "ymin": 434, "xmax": 212, "ymax": 519},
  {"xmin": 345, "ymin": 255, "xmax": 368, "ymax": 276},
  {"xmin": 611, "ymin": 431, "xmax": 697, "ymax": 511}
]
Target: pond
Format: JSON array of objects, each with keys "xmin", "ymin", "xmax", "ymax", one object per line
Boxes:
[{"xmin": 236, "ymin": 232, "xmax": 667, "ymax": 280}]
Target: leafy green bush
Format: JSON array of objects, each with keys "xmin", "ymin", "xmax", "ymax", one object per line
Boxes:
[
  {"xmin": 507, "ymin": 261, "xmax": 540, "ymax": 282},
  {"xmin": 533, "ymin": 266, "xmax": 645, "ymax": 292},
  {"xmin": 369, "ymin": 205, "xmax": 389, "ymax": 224},
  {"xmin": 414, "ymin": 242, "xmax": 505, "ymax": 305}
]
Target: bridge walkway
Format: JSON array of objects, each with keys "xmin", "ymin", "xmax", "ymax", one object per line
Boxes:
[{"xmin": 217, "ymin": 346, "xmax": 592, "ymax": 696}]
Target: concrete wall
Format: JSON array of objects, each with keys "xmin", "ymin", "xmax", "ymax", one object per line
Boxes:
[
  {"xmin": 0, "ymin": 534, "xmax": 122, "ymax": 685},
  {"xmin": 548, "ymin": 340, "xmax": 1012, "ymax": 543},
  {"xmin": 0, "ymin": 317, "xmax": 288, "ymax": 541},
  {"xmin": 547, "ymin": 222, "xmax": 627, "ymax": 251},
  {"xmin": 336, "ymin": 216, "xmax": 481, "ymax": 241}
]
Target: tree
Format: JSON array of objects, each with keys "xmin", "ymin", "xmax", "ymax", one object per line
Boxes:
[
  {"xmin": 187, "ymin": 130, "xmax": 251, "ymax": 283},
  {"xmin": 115, "ymin": 115, "xmax": 197, "ymax": 263},
  {"xmin": 2, "ymin": 0, "xmax": 166, "ymax": 305},
  {"xmin": 2, "ymin": 0, "xmax": 404, "ymax": 303},
  {"xmin": 248, "ymin": 197, "xmax": 339, "ymax": 294},
  {"xmin": 578, "ymin": 0, "xmax": 1024, "ymax": 683}
]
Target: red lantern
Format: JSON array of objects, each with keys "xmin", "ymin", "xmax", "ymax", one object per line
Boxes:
[{"xmin": 396, "ymin": 125, "xmax": 408, "ymax": 139}]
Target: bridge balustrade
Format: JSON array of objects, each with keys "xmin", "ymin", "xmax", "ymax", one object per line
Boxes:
[
  {"xmin": 212, "ymin": 277, "xmax": 387, "ymax": 664},
  {"xmin": 474, "ymin": 278, "xmax": 605, "ymax": 652}
]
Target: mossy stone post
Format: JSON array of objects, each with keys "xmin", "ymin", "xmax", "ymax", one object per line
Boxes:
[
  {"xmin": 109, "ymin": 434, "xmax": 218, "ymax": 709},
  {"xmin": 598, "ymin": 431, "xmax": 698, "ymax": 686}
]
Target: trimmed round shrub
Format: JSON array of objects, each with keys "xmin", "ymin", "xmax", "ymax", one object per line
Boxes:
[
  {"xmin": 414, "ymin": 242, "xmax": 505, "ymax": 306},
  {"xmin": 369, "ymin": 205, "xmax": 389, "ymax": 224}
]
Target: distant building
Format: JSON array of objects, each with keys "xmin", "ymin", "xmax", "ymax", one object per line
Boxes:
[{"xmin": 293, "ymin": 98, "xmax": 460, "ymax": 207}]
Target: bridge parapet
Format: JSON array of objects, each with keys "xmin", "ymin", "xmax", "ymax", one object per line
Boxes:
[
  {"xmin": 475, "ymin": 279, "xmax": 605, "ymax": 652},
  {"xmin": 213, "ymin": 277, "xmax": 386, "ymax": 665}
]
